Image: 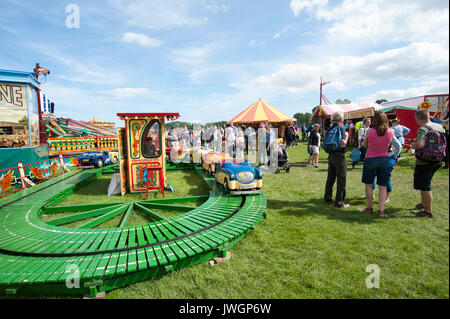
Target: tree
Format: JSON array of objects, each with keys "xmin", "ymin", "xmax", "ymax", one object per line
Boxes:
[
  {"xmin": 375, "ymin": 99, "xmax": 388, "ymax": 104},
  {"xmin": 204, "ymin": 121, "xmax": 228, "ymax": 128},
  {"xmin": 293, "ymin": 112, "xmax": 312, "ymax": 126},
  {"xmin": 166, "ymin": 121, "xmax": 192, "ymax": 129},
  {"xmin": 335, "ymin": 98, "xmax": 351, "ymax": 104}
]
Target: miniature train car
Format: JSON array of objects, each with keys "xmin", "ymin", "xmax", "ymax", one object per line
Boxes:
[{"xmin": 215, "ymin": 161, "xmax": 263, "ymax": 195}]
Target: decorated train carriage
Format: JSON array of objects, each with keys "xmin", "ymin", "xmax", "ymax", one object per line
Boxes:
[
  {"xmin": 215, "ymin": 161, "xmax": 263, "ymax": 195},
  {"xmin": 116, "ymin": 112, "xmax": 179, "ymax": 196}
]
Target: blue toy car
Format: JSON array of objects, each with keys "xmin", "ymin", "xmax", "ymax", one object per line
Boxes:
[
  {"xmin": 215, "ymin": 161, "xmax": 263, "ymax": 195},
  {"xmin": 77, "ymin": 151, "xmax": 112, "ymax": 168}
]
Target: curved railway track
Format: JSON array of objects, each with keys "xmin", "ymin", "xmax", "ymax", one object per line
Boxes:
[{"xmin": 0, "ymin": 164, "xmax": 266, "ymax": 296}]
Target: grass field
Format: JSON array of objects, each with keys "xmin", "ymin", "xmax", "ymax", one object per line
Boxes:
[{"xmin": 40, "ymin": 141, "xmax": 450, "ymax": 298}]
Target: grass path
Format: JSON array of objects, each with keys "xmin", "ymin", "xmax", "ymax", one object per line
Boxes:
[{"xmin": 103, "ymin": 141, "xmax": 448, "ymax": 299}]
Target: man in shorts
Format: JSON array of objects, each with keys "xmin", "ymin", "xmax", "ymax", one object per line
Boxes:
[{"xmin": 411, "ymin": 109, "xmax": 445, "ymax": 218}]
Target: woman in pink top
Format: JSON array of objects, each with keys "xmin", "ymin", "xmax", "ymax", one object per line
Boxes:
[{"xmin": 361, "ymin": 112, "xmax": 395, "ymax": 218}]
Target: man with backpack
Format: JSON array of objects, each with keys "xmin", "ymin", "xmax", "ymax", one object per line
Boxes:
[
  {"xmin": 324, "ymin": 112, "xmax": 350, "ymax": 208},
  {"xmin": 411, "ymin": 109, "xmax": 447, "ymax": 218}
]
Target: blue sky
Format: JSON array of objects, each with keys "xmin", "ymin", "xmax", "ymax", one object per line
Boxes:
[{"xmin": 1, "ymin": 0, "xmax": 448, "ymax": 125}]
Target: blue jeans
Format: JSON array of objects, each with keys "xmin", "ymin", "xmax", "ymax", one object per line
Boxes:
[
  {"xmin": 362, "ymin": 156, "xmax": 391, "ymax": 187},
  {"xmin": 372, "ymin": 157, "xmax": 396, "ymax": 192}
]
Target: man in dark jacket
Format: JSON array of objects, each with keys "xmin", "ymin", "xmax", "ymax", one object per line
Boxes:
[{"xmin": 324, "ymin": 112, "xmax": 350, "ymax": 208}]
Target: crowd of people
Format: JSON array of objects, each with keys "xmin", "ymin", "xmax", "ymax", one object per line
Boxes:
[
  {"xmin": 322, "ymin": 109, "xmax": 447, "ymax": 218},
  {"xmin": 166, "ymin": 122, "xmax": 293, "ymax": 167},
  {"xmin": 166, "ymin": 110, "xmax": 447, "ymax": 219}
]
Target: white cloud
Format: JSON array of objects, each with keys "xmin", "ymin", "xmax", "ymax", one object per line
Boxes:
[
  {"xmin": 356, "ymin": 78, "xmax": 450, "ymax": 104},
  {"xmin": 272, "ymin": 25, "xmax": 294, "ymax": 39},
  {"xmin": 204, "ymin": 0, "xmax": 229, "ymax": 14},
  {"xmin": 100, "ymin": 88, "xmax": 150, "ymax": 99},
  {"xmin": 243, "ymin": 42, "xmax": 449, "ymax": 94},
  {"xmin": 172, "ymin": 44, "xmax": 215, "ymax": 65},
  {"xmin": 121, "ymin": 32, "xmax": 162, "ymax": 47},
  {"xmin": 289, "ymin": 0, "xmax": 328, "ymax": 16},
  {"xmin": 110, "ymin": 0, "xmax": 208, "ymax": 29},
  {"xmin": 312, "ymin": 0, "xmax": 449, "ymax": 44}
]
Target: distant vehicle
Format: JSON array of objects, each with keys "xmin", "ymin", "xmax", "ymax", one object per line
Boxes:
[
  {"xmin": 215, "ymin": 161, "xmax": 263, "ymax": 195},
  {"xmin": 77, "ymin": 151, "xmax": 113, "ymax": 168}
]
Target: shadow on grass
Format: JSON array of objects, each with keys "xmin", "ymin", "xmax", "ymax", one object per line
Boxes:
[
  {"xmin": 267, "ymin": 198, "xmax": 412, "ymax": 224},
  {"xmin": 75, "ymin": 177, "xmax": 111, "ymax": 196},
  {"xmin": 288, "ymin": 161, "xmax": 308, "ymax": 168},
  {"xmin": 182, "ymin": 169, "xmax": 211, "ymax": 196}
]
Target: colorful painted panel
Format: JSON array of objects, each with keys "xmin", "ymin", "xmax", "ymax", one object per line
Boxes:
[
  {"xmin": 0, "ymin": 170, "xmax": 15, "ymax": 195},
  {"xmin": 117, "ymin": 128, "xmax": 128, "ymax": 196},
  {"xmin": 0, "ymin": 82, "xmax": 31, "ymax": 147},
  {"xmin": 28, "ymin": 161, "xmax": 58, "ymax": 180},
  {"xmin": 132, "ymin": 163, "xmax": 160, "ymax": 192},
  {"xmin": 129, "ymin": 119, "xmax": 146, "ymax": 159}
]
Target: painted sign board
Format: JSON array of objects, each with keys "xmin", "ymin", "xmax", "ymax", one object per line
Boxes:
[{"xmin": 344, "ymin": 108, "xmax": 375, "ymax": 120}]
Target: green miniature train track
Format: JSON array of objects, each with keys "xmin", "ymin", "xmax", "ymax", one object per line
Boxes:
[{"xmin": 0, "ymin": 164, "xmax": 266, "ymax": 297}]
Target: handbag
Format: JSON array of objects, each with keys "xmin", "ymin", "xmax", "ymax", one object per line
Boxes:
[{"xmin": 349, "ymin": 148, "xmax": 361, "ymax": 162}]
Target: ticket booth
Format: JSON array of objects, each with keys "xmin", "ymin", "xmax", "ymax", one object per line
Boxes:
[{"xmin": 116, "ymin": 112, "xmax": 180, "ymax": 198}]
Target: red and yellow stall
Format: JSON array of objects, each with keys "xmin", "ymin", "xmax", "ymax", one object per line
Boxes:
[{"xmin": 116, "ymin": 112, "xmax": 179, "ymax": 197}]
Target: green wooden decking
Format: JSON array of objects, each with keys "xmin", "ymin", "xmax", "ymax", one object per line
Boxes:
[{"xmin": 0, "ymin": 164, "xmax": 266, "ymax": 296}]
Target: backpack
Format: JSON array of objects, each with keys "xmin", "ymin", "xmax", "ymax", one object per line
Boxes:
[
  {"xmin": 415, "ymin": 125, "xmax": 447, "ymax": 163},
  {"xmin": 323, "ymin": 125, "xmax": 343, "ymax": 153}
]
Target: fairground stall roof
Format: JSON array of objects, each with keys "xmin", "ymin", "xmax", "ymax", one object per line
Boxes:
[
  {"xmin": 0, "ymin": 68, "xmax": 40, "ymax": 88},
  {"xmin": 229, "ymin": 98, "xmax": 295, "ymax": 124},
  {"xmin": 377, "ymin": 105, "xmax": 417, "ymax": 113},
  {"xmin": 313, "ymin": 103, "xmax": 383, "ymax": 120},
  {"xmin": 117, "ymin": 113, "xmax": 180, "ymax": 121}
]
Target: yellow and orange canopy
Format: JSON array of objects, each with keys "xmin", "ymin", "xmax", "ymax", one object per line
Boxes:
[{"xmin": 229, "ymin": 98, "xmax": 295, "ymax": 124}]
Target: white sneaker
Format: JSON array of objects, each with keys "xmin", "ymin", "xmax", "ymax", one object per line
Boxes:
[{"xmin": 385, "ymin": 198, "xmax": 390, "ymax": 204}]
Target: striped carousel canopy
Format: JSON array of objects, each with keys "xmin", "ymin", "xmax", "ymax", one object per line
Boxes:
[{"xmin": 229, "ymin": 98, "xmax": 295, "ymax": 124}]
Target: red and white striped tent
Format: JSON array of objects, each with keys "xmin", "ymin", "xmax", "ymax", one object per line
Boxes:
[
  {"xmin": 229, "ymin": 98, "xmax": 295, "ymax": 124},
  {"xmin": 312, "ymin": 103, "xmax": 383, "ymax": 119}
]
